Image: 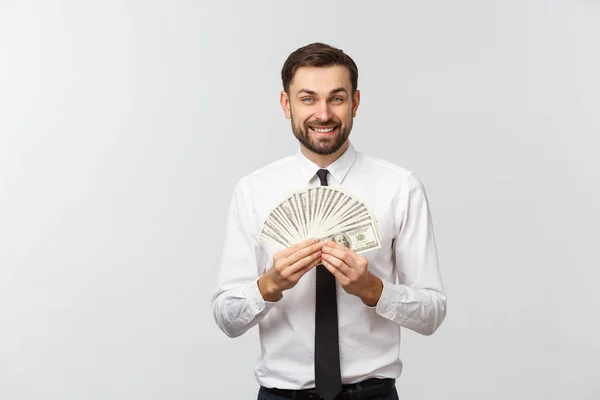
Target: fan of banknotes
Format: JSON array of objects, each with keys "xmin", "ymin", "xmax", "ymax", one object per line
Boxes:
[{"xmin": 259, "ymin": 186, "xmax": 382, "ymax": 254}]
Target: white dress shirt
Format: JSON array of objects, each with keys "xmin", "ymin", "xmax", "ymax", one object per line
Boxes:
[{"xmin": 212, "ymin": 142, "xmax": 447, "ymax": 389}]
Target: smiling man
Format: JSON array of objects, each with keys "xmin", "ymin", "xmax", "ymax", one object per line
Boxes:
[
  {"xmin": 212, "ymin": 43, "xmax": 447, "ymax": 400},
  {"xmin": 283, "ymin": 64, "xmax": 357, "ymax": 159}
]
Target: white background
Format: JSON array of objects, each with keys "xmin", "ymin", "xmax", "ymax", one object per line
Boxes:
[{"xmin": 1, "ymin": 1, "xmax": 599, "ymax": 399}]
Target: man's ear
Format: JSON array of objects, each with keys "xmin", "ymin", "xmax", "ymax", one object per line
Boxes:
[
  {"xmin": 352, "ymin": 89, "xmax": 361, "ymax": 118},
  {"xmin": 280, "ymin": 91, "xmax": 292, "ymax": 119}
]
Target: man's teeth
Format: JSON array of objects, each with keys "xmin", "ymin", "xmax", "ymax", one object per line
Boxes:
[{"xmin": 312, "ymin": 127, "xmax": 336, "ymax": 133}]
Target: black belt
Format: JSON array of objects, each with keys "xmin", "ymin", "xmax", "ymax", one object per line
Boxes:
[{"xmin": 260, "ymin": 378, "xmax": 395, "ymax": 400}]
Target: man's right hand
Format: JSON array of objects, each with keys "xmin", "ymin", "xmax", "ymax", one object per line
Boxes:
[{"xmin": 258, "ymin": 238, "xmax": 323, "ymax": 302}]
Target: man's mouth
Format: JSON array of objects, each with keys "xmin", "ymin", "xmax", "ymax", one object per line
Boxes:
[{"xmin": 309, "ymin": 126, "xmax": 338, "ymax": 135}]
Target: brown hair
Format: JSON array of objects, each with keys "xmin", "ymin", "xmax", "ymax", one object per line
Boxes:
[{"xmin": 281, "ymin": 42, "xmax": 358, "ymax": 94}]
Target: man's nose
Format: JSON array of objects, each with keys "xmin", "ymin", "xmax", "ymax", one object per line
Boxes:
[{"xmin": 315, "ymin": 101, "xmax": 333, "ymax": 122}]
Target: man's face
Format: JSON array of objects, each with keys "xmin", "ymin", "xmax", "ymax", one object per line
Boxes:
[{"xmin": 281, "ymin": 66, "xmax": 360, "ymax": 155}]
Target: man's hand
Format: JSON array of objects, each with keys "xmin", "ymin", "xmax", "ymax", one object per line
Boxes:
[
  {"xmin": 258, "ymin": 238, "xmax": 323, "ymax": 302},
  {"xmin": 320, "ymin": 240, "xmax": 383, "ymax": 306}
]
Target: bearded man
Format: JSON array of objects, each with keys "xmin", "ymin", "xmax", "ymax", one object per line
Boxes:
[{"xmin": 212, "ymin": 42, "xmax": 447, "ymax": 400}]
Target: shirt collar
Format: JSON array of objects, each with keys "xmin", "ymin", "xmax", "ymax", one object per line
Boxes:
[{"xmin": 295, "ymin": 141, "xmax": 357, "ymax": 184}]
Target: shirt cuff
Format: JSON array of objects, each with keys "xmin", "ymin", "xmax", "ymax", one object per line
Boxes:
[
  {"xmin": 243, "ymin": 278, "xmax": 277, "ymax": 315},
  {"xmin": 375, "ymin": 279, "xmax": 406, "ymax": 320}
]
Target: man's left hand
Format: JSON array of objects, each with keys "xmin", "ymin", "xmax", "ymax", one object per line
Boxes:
[{"xmin": 320, "ymin": 240, "xmax": 383, "ymax": 307}]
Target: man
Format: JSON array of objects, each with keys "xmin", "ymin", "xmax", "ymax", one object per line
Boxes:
[{"xmin": 212, "ymin": 42, "xmax": 447, "ymax": 400}]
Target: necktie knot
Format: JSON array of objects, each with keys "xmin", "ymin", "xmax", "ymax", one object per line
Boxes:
[{"xmin": 316, "ymin": 169, "xmax": 329, "ymax": 186}]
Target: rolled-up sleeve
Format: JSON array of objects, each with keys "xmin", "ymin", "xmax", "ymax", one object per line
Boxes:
[
  {"xmin": 211, "ymin": 179, "xmax": 276, "ymax": 338},
  {"xmin": 375, "ymin": 173, "xmax": 447, "ymax": 335}
]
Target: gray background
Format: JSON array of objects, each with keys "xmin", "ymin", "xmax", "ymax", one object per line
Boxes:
[{"xmin": 1, "ymin": 0, "xmax": 599, "ymax": 399}]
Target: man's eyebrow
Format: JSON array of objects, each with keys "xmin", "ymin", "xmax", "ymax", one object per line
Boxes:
[
  {"xmin": 296, "ymin": 87, "xmax": 349, "ymax": 97},
  {"xmin": 296, "ymin": 89, "xmax": 317, "ymax": 96},
  {"xmin": 329, "ymin": 87, "xmax": 348, "ymax": 95}
]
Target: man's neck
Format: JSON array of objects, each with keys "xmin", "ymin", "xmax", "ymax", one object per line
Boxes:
[{"xmin": 300, "ymin": 140, "xmax": 349, "ymax": 169}]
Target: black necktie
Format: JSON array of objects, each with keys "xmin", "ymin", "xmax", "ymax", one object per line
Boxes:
[{"xmin": 314, "ymin": 169, "xmax": 342, "ymax": 400}]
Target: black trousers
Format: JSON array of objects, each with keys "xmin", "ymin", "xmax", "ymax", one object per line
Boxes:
[{"xmin": 257, "ymin": 378, "xmax": 398, "ymax": 400}]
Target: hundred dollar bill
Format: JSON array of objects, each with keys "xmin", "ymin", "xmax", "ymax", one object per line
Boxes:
[
  {"xmin": 326, "ymin": 215, "xmax": 374, "ymax": 236},
  {"xmin": 294, "ymin": 192, "xmax": 308, "ymax": 239},
  {"xmin": 315, "ymin": 188, "xmax": 337, "ymax": 234},
  {"xmin": 260, "ymin": 224, "xmax": 292, "ymax": 248},
  {"xmin": 334, "ymin": 191, "xmax": 382, "ymax": 241},
  {"xmin": 321, "ymin": 221, "xmax": 381, "ymax": 254},
  {"xmin": 323, "ymin": 193, "xmax": 353, "ymax": 225},
  {"xmin": 306, "ymin": 188, "xmax": 316, "ymax": 234},
  {"xmin": 287, "ymin": 195, "xmax": 306, "ymax": 239},
  {"xmin": 301, "ymin": 191, "xmax": 311, "ymax": 235},
  {"xmin": 335, "ymin": 206, "xmax": 369, "ymax": 228},
  {"xmin": 271, "ymin": 207, "xmax": 301, "ymax": 243},
  {"xmin": 313, "ymin": 186, "xmax": 331, "ymax": 230},
  {"xmin": 337, "ymin": 201, "xmax": 365, "ymax": 222},
  {"xmin": 321, "ymin": 189, "xmax": 344, "ymax": 227},
  {"xmin": 276, "ymin": 202, "xmax": 302, "ymax": 241},
  {"xmin": 264, "ymin": 215, "xmax": 296, "ymax": 245},
  {"xmin": 319, "ymin": 205, "xmax": 368, "ymax": 235}
]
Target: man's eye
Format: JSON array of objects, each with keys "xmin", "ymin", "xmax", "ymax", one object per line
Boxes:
[
  {"xmin": 302, "ymin": 98, "xmax": 314, "ymax": 103},
  {"xmin": 331, "ymin": 97, "xmax": 344, "ymax": 102}
]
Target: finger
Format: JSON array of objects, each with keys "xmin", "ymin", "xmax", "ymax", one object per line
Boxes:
[
  {"xmin": 285, "ymin": 242, "xmax": 324, "ymax": 266},
  {"xmin": 321, "ymin": 259, "xmax": 350, "ymax": 286},
  {"xmin": 327, "ymin": 239, "xmax": 359, "ymax": 254},
  {"xmin": 321, "ymin": 253, "xmax": 352, "ymax": 276},
  {"xmin": 322, "ymin": 243, "xmax": 358, "ymax": 270},
  {"xmin": 322, "ymin": 243, "xmax": 349, "ymax": 259},
  {"xmin": 323, "ymin": 239, "xmax": 348, "ymax": 251},
  {"xmin": 287, "ymin": 249, "xmax": 323, "ymax": 276},
  {"xmin": 290, "ymin": 256, "xmax": 322, "ymax": 281},
  {"xmin": 277, "ymin": 238, "xmax": 320, "ymax": 259}
]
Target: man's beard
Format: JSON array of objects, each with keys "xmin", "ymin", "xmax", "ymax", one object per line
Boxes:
[{"xmin": 291, "ymin": 114, "xmax": 353, "ymax": 156}]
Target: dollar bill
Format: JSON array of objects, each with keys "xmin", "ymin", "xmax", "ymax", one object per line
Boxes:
[
  {"xmin": 321, "ymin": 221, "xmax": 381, "ymax": 253},
  {"xmin": 260, "ymin": 224, "xmax": 291, "ymax": 248}
]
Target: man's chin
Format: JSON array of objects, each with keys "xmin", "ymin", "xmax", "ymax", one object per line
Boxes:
[
  {"xmin": 293, "ymin": 128, "xmax": 349, "ymax": 155},
  {"xmin": 308, "ymin": 140, "xmax": 344, "ymax": 155},
  {"xmin": 311, "ymin": 147, "xmax": 337, "ymax": 156}
]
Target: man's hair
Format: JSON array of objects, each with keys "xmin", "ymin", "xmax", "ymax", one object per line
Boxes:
[{"xmin": 281, "ymin": 42, "xmax": 358, "ymax": 94}]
